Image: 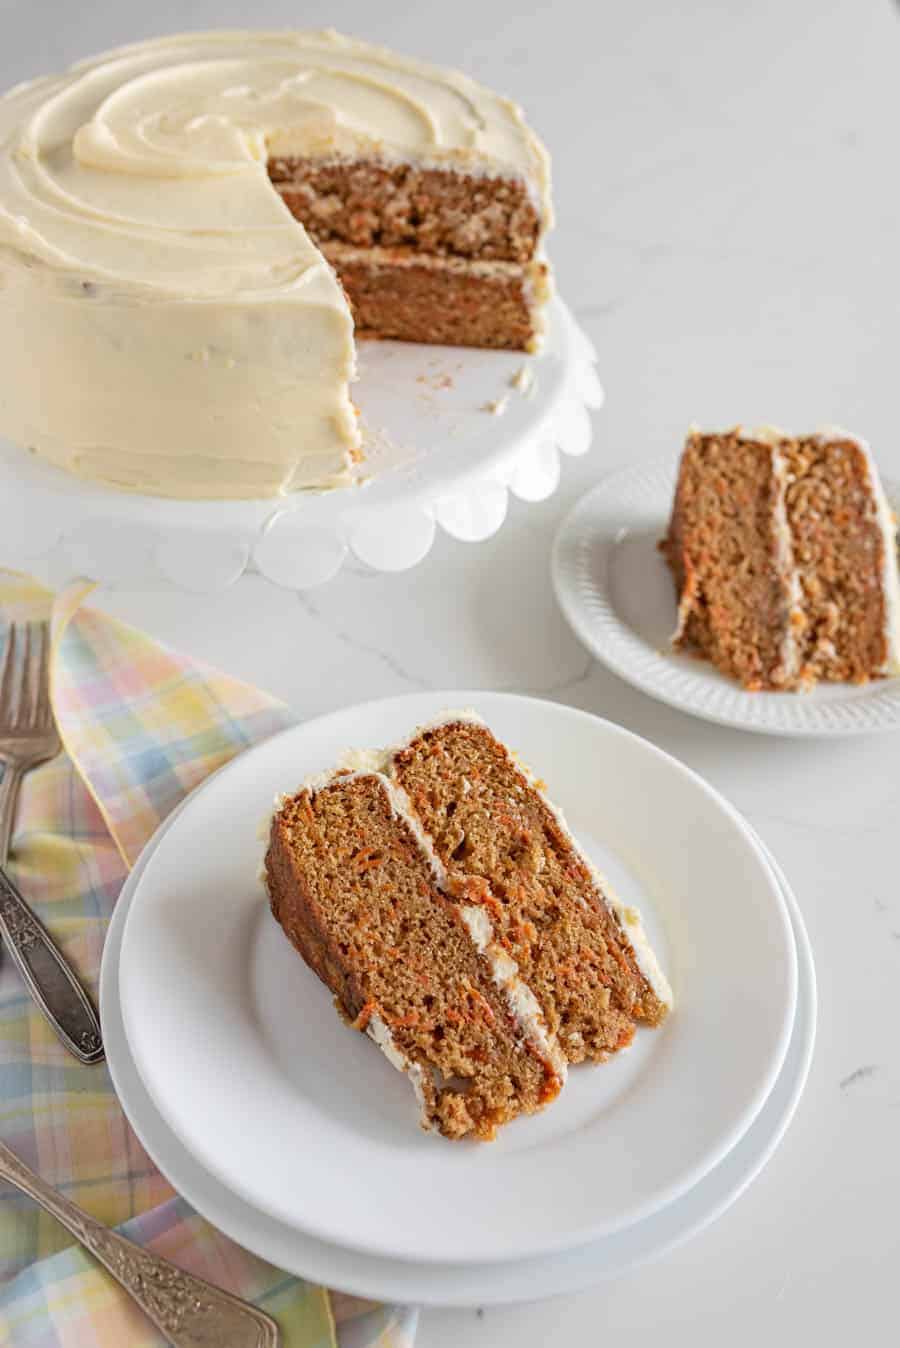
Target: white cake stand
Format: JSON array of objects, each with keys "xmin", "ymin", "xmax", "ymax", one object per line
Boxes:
[{"xmin": 1, "ymin": 297, "xmax": 601, "ymax": 592}]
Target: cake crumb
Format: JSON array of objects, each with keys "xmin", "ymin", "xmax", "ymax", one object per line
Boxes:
[
  {"xmin": 510, "ymin": 364, "xmax": 535, "ymax": 395},
  {"xmin": 416, "ymin": 371, "xmax": 454, "ymax": 390},
  {"xmin": 839, "ymin": 1065, "xmax": 878, "ymax": 1090},
  {"xmin": 482, "ymin": 393, "xmax": 510, "ymax": 416}
]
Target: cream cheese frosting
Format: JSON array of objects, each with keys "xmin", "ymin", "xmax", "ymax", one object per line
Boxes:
[
  {"xmin": 458, "ymin": 903, "xmax": 567, "ymax": 1082},
  {"xmin": 769, "ymin": 446, "xmax": 805, "ymax": 685},
  {"xmin": 0, "ymin": 30, "xmax": 551, "ymax": 499}
]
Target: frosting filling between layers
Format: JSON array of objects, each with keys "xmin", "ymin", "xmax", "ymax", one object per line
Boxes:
[
  {"xmin": 459, "ymin": 904, "xmax": 567, "ymax": 1082},
  {"xmin": 769, "ymin": 446, "xmax": 804, "ymax": 686}
]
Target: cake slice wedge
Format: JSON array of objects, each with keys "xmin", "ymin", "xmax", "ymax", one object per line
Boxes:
[
  {"xmin": 265, "ymin": 770, "xmax": 565, "ymax": 1141},
  {"xmin": 384, "ymin": 716, "xmax": 672, "ymax": 1064},
  {"xmin": 661, "ymin": 426, "xmax": 900, "ymax": 690}
]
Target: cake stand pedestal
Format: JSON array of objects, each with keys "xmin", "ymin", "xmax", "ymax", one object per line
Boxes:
[{"xmin": 1, "ymin": 298, "xmax": 601, "ymax": 592}]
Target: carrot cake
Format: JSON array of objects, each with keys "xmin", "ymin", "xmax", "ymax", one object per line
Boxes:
[
  {"xmin": 266, "ymin": 768, "xmax": 566, "ymax": 1141},
  {"xmin": 661, "ymin": 426, "xmax": 900, "ymax": 691},
  {"xmin": 264, "ymin": 713, "xmax": 672, "ymax": 1139},
  {"xmin": 0, "ymin": 31, "xmax": 552, "ymax": 499}
]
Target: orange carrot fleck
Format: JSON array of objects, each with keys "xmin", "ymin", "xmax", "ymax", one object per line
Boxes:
[{"xmin": 351, "ymin": 1001, "xmax": 376, "ymax": 1031}]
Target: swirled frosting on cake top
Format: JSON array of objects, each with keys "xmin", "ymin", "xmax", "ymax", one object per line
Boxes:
[{"xmin": 0, "ymin": 31, "xmax": 551, "ymax": 498}]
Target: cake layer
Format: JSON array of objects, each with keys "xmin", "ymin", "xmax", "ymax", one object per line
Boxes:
[
  {"xmin": 266, "ymin": 771, "xmax": 564, "ymax": 1141},
  {"xmin": 271, "ymin": 157, "xmax": 542, "ymax": 262},
  {"xmin": 387, "ymin": 718, "xmax": 671, "ymax": 1064},
  {"xmin": 325, "ymin": 245, "xmax": 547, "ymax": 350},
  {"xmin": 782, "ymin": 434, "xmax": 899, "ymax": 684},
  {"xmin": 662, "ymin": 426, "xmax": 900, "ymax": 690},
  {"xmin": 661, "ymin": 430, "xmax": 798, "ymax": 690}
]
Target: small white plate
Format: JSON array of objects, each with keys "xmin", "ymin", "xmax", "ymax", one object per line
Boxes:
[
  {"xmin": 118, "ymin": 692, "xmax": 796, "ymax": 1266},
  {"xmin": 552, "ymin": 461, "xmax": 900, "ymax": 736},
  {"xmin": 101, "ymin": 806, "xmax": 815, "ymax": 1307}
]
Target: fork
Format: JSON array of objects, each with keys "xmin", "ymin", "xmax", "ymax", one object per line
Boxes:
[
  {"xmin": 0, "ymin": 1137, "xmax": 280, "ymax": 1345},
  {"xmin": 0, "ymin": 622, "xmax": 103, "ymax": 1063}
]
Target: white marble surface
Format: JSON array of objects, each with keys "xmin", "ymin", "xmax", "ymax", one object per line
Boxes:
[{"xmin": 4, "ymin": 0, "xmax": 899, "ymax": 1342}]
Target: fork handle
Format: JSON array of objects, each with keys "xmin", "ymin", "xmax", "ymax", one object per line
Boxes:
[
  {"xmin": 0, "ymin": 866, "xmax": 103, "ymax": 1064},
  {"xmin": 0, "ymin": 761, "xmax": 25, "ymax": 868},
  {"xmin": 0, "ymin": 1139, "xmax": 280, "ymax": 1347}
]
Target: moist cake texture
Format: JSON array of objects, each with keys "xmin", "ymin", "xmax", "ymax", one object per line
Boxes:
[
  {"xmin": 661, "ymin": 426, "xmax": 900, "ymax": 691},
  {"xmin": 265, "ymin": 713, "xmax": 671, "ymax": 1140},
  {"xmin": 266, "ymin": 770, "xmax": 565, "ymax": 1141},
  {"xmin": 0, "ymin": 30, "xmax": 553, "ymax": 499},
  {"xmin": 269, "ymin": 153, "xmax": 551, "ymax": 351},
  {"xmin": 388, "ymin": 718, "xmax": 670, "ymax": 1063}
]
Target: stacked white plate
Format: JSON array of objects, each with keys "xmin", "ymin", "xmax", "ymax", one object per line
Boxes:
[{"xmin": 100, "ymin": 692, "xmax": 816, "ymax": 1306}]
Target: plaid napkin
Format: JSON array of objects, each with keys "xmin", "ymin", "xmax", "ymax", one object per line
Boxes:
[{"xmin": 0, "ymin": 572, "xmax": 417, "ymax": 1348}]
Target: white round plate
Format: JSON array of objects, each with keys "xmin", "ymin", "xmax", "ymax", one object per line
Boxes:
[
  {"xmin": 102, "ymin": 806, "xmax": 815, "ymax": 1307},
  {"xmin": 552, "ymin": 461, "xmax": 900, "ymax": 737},
  {"xmin": 0, "ymin": 298, "xmax": 601, "ymax": 592},
  {"xmin": 117, "ymin": 692, "xmax": 796, "ymax": 1266}
]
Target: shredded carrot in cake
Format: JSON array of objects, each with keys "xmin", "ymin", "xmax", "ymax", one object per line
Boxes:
[{"xmin": 351, "ymin": 1001, "xmax": 376, "ymax": 1031}]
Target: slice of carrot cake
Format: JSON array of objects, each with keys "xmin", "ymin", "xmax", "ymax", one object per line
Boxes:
[
  {"xmin": 661, "ymin": 426, "xmax": 900, "ymax": 690},
  {"xmin": 265, "ymin": 769, "xmax": 566, "ymax": 1141},
  {"xmin": 383, "ymin": 715, "xmax": 671, "ymax": 1064}
]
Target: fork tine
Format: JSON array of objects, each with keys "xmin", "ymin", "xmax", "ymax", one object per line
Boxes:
[
  {"xmin": 22, "ymin": 624, "xmax": 50, "ymax": 732},
  {"xmin": 0, "ymin": 623, "xmax": 18, "ymax": 723},
  {"xmin": 35, "ymin": 624, "xmax": 54, "ymax": 732},
  {"xmin": 23, "ymin": 623, "xmax": 38, "ymax": 729}
]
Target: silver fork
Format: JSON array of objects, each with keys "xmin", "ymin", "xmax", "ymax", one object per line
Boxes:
[
  {"xmin": 0, "ymin": 1138, "xmax": 280, "ymax": 1346},
  {"xmin": 0, "ymin": 622, "xmax": 103, "ymax": 1063}
]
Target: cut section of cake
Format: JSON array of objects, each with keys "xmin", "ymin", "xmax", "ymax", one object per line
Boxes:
[
  {"xmin": 661, "ymin": 426, "xmax": 900, "ymax": 690},
  {"xmin": 265, "ymin": 770, "xmax": 566, "ymax": 1141},
  {"xmin": 384, "ymin": 716, "xmax": 671, "ymax": 1064},
  {"xmin": 269, "ymin": 129, "xmax": 551, "ymax": 351}
]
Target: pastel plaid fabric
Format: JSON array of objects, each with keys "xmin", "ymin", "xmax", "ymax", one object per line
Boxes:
[{"xmin": 0, "ymin": 573, "xmax": 417, "ymax": 1348}]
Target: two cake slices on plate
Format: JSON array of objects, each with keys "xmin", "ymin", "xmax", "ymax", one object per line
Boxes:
[{"xmin": 265, "ymin": 712, "xmax": 672, "ymax": 1141}]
